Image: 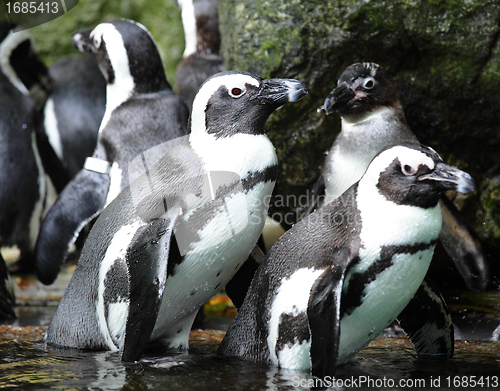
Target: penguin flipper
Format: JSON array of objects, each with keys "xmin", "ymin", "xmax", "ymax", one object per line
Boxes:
[
  {"xmin": 300, "ymin": 174, "xmax": 325, "ymax": 219},
  {"xmin": 307, "ymin": 248, "xmax": 350, "ymax": 378},
  {"xmin": 438, "ymin": 195, "xmax": 489, "ymax": 292},
  {"xmin": 121, "ymin": 212, "xmax": 180, "ymax": 362},
  {"xmin": 397, "ymin": 278, "xmax": 454, "ymax": 358},
  {"xmin": 35, "ymin": 169, "xmax": 110, "ymax": 285}
]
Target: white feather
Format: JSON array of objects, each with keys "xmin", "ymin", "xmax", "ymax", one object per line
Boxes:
[
  {"xmin": 104, "ymin": 162, "xmax": 123, "ymax": 207},
  {"xmin": 96, "ymin": 220, "xmax": 144, "ymax": 350},
  {"xmin": 91, "ymin": 23, "xmax": 135, "ymax": 132},
  {"xmin": 178, "ymin": 0, "xmax": 197, "ymax": 57},
  {"xmin": 43, "ymin": 98, "xmax": 63, "ymax": 160},
  {"xmin": 267, "ymin": 268, "xmax": 323, "ymax": 369}
]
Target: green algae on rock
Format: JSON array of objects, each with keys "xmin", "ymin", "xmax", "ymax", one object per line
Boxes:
[{"xmin": 219, "ymin": 0, "xmax": 500, "ymax": 257}]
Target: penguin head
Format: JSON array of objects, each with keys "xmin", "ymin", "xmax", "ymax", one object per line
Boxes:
[
  {"xmin": 71, "ymin": 19, "xmax": 170, "ymax": 93},
  {"xmin": 362, "ymin": 143, "xmax": 475, "ymax": 208},
  {"xmin": 190, "ymin": 71, "xmax": 307, "ymax": 139},
  {"xmin": 320, "ymin": 62, "xmax": 400, "ymax": 120}
]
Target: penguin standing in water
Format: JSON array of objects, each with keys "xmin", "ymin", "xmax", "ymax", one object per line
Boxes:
[
  {"xmin": 174, "ymin": 0, "xmax": 223, "ymax": 110},
  {"xmin": 219, "ymin": 143, "xmax": 475, "ymax": 378},
  {"xmin": 310, "ymin": 62, "xmax": 488, "ymax": 293},
  {"xmin": 35, "ymin": 19, "xmax": 189, "ymax": 285},
  {"xmin": 45, "ymin": 71, "xmax": 307, "ymax": 362}
]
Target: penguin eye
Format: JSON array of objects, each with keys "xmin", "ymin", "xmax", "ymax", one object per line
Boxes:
[
  {"xmin": 363, "ymin": 77, "xmax": 375, "ymax": 89},
  {"xmin": 93, "ymin": 36, "xmax": 102, "ymax": 49},
  {"xmin": 402, "ymin": 164, "xmax": 417, "ymax": 176},
  {"xmin": 229, "ymin": 87, "xmax": 245, "ymax": 98}
]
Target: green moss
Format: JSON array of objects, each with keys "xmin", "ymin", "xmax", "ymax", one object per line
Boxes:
[{"xmin": 478, "ymin": 178, "xmax": 500, "ymax": 240}]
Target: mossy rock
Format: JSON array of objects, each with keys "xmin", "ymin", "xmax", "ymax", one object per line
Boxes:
[{"xmin": 219, "ymin": 0, "xmax": 500, "ymax": 257}]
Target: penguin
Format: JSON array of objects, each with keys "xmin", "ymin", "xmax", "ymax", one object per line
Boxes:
[
  {"xmin": 218, "ymin": 143, "xmax": 475, "ymax": 378},
  {"xmin": 0, "ymin": 22, "xmax": 102, "ymax": 193},
  {"xmin": 43, "ymin": 52, "xmax": 106, "ymax": 179},
  {"xmin": 174, "ymin": 0, "xmax": 223, "ymax": 110},
  {"xmin": 0, "ymin": 21, "xmax": 55, "ymax": 273},
  {"xmin": 310, "ymin": 62, "xmax": 488, "ymax": 293},
  {"xmin": 35, "ymin": 19, "xmax": 190, "ymax": 285},
  {"xmin": 45, "ymin": 70, "xmax": 307, "ymax": 362}
]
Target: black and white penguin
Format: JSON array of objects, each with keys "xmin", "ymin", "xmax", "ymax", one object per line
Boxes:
[
  {"xmin": 35, "ymin": 19, "xmax": 190, "ymax": 285},
  {"xmin": 43, "ymin": 52, "xmax": 106, "ymax": 180},
  {"xmin": 312, "ymin": 62, "xmax": 488, "ymax": 292},
  {"xmin": 174, "ymin": 0, "xmax": 223, "ymax": 110},
  {"xmin": 0, "ymin": 22, "xmax": 103, "ymax": 193},
  {"xmin": 218, "ymin": 143, "xmax": 475, "ymax": 378},
  {"xmin": 0, "ymin": 22, "xmax": 55, "ymax": 273},
  {"xmin": 45, "ymin": 71, "xmax": 307, "ymax": 362}
]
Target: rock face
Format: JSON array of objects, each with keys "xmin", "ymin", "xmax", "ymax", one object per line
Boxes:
[{"xmin": 219, "ymin": 1, "xmax": 500, "ymax": 255}]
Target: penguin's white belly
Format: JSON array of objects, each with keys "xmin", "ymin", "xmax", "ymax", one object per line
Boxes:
[
  {"xmin": 267, "ymin": 247, "xmax": 434, "ymax": 371},
  {"xmin": 151, "ymin": 181, "xmax": 274, "ymax": 345},
  {"xmin": 337, "ymin": 247, "xmax": 434, "ymax": 364}
]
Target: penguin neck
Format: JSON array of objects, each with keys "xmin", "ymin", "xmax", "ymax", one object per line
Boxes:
[
  {"xmin": 188, "ymin": 127, "xmax": 278, "ymax": 184},
  {"xmin": 180, "ymin": 0, "xmax": 220, "ymax": 57},
  {"xmin": 179, "ymin": 0, "xmax": 198, "ymax": 58},
  {"xmin": 356, "ymin": 173, "xmax": 442, "ymax": 257},
  {"xmin": 98, "ymin": 80, "xmax": 134, "ymax": 133},
  {"xmin": 341, "ymin": 104, "xmax": 406, "ymax": 127},
  {"xmin": 323, "ymin": 105, "xmax": 415, "ymax": 203},
  {"xmin": 98, "ymin": 31, "xmax": 135, "ymax": 133}
]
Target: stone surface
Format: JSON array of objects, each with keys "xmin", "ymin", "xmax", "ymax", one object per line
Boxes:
[{"xmin": 219, "ymin": 0, "xmax": 500, "ymax": 261}]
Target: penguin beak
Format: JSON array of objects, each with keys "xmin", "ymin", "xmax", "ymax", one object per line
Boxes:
[
  {"xmin": 318, "ymin": 82, "xmax": 356, "ymax": 115},
  {"xmin": 71, "ymin": 29, "xmax": 96, "ymax": 54},
  {"xmin": 418, "ymin": 162, "xmax": 476, "ymax": 194},
  {"xmin": 258, "ymin": 79, "xmax": 307, "ymax": 107}
]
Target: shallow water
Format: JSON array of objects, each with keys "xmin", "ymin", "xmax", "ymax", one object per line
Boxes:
[
  {"xmin": 2, "ymin": 267, "xmax": 500, "ymax": 390},
  {"xmin": 1, "ymin": 332, "xmax": 499, "ymax": 390}
]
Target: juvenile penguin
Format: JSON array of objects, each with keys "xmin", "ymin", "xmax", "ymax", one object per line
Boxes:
[
  {"xmin": 219, "ymin": 143, "xmax": 475, "ymax": 378},
  {"xmin": 35, "ymin": 20, "xmax": 189, "ymax": 285},
  {"xmin": 45, "ymin": 71, "xmax": 307, "ymax": 362},
  {"xmin": 313, "ymin": 62, "xmax": 488, "ymax": 292},
  {"xmin": 174, "ymin": 0, "xmax": 223, "ymax": 110}
]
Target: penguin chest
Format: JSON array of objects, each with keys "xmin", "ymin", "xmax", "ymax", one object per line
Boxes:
[
  {"xmin": 337, "ymin": 245, "xmax": 435, "ymax": 364},
  {"xmin": 336, "ymin": 190, "xmax": 443, "ymax": 364},
  {"xmin": 151, "ymin": 180, "xmax": 275, "ymax": 344}
]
